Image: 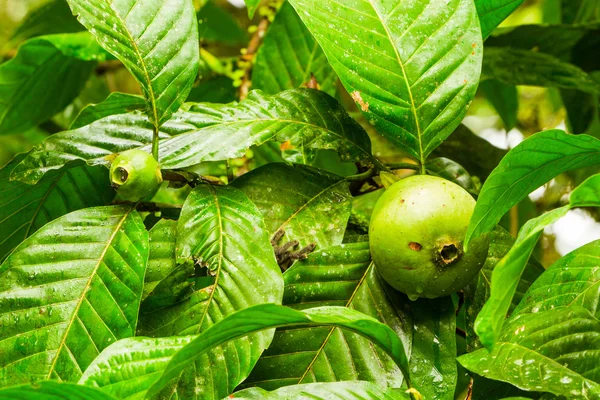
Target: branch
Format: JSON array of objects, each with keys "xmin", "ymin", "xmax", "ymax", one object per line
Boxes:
[{"xmin": 238, "ymin": 17, "xmax": 270, "ymax": 100}]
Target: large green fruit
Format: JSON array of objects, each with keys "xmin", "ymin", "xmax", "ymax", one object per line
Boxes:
[
  {"xmin": 369, "ymin": 175, "xmax": 488, "ymax": 300},
  {"xmin": 109, "ymin": 149, "xmax": 163, "ymax": 202}
]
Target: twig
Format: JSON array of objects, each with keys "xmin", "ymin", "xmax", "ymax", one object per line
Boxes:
[
  {"xmin": 239, "ymin": 17, "xmax": 270, "ymax": 100},
  {"xmin": 386, "ymin": 162, "xmax": 421, "ymax": 171}
]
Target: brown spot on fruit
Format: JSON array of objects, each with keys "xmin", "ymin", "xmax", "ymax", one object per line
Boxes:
[
  {"xmin": 400, "ymin": 199, "xmax": 405, "ymax": 203},
  {"xmin": 351, "ymin": 90, "xmax": 370, "ymax": 112},
  {"xmin": 409, "ymin": 242, "xmax": 422, "ymax": 251}
]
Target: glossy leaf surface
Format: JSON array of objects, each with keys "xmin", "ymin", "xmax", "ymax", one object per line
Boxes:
[
  {"xmin": 137, "ymin": 184, "xmax": 283, "ymax": 400},
  {"xmin": 0, "ymin": 155, "xmax": 114, "ymax": 262},
  {"xmin": 66, "ymin": 0, "xmax": 200, "ymax": 127},
  {"xmin": 466, "ymin": 130, "xmax": 600, "ymax": 248},
  {"xmin": 0, "ymin": 206, "xmax": 148, "ymax": 386},
  {"xmin": 147, "ymin": 304, "xmax": 412, "ymax": 398},
  {"xmin": 288, "ymin": 0, "xmax": 483, "ymax": 165},
  {"xmin": 475, "ymin": 0, "xmax": 525, "ymax": 39},
  {"xmin": 252, "ymin": 2, "xmax": 336, "ymax": 96},
  {"xmin": 234, "ymin": 381, "xmax": 407, "ymax": 399},
  {"xmin": 0, "ymin": 381, "xmax": 116, "ymax": 400},
  {"xmin": 0, "ymin": 33, "xmax": 103, "ymax": 135},
  {"xmin": 13, "ymin": 89, "xmax": 375, "ymax": 184},
  {"xmin": 473, "ymin": 175, "xmax": 600, "ymax": 348},
  {"xmin": 231, "ymin": 163, "xmax": 352, "ymax": 249},
  {"xmin": 242, "ymin": 242, "xmax": 411, "ymax": 391},
  {"xmin": 460, "ymin": 306, "xmax": 600, "ymax": 399}
]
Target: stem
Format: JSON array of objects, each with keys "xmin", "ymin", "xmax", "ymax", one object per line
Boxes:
[
  {"xmin": 152, "ymin": 126, "xmax": 159, "ymax": 161},
  {"xmin": 371, "ymin": 156, "xmax": 391, "ymax": 172},
  {"xmin": 239, "ymin": 17, "xmax": 271, "ymax": 100},
  {"xmin": 345, "ymin": 168, "xmax": 375, "ymax": 182},
  {"xmin": 385, "ymin": 162, "xmax": 421, "ymax": 171}
]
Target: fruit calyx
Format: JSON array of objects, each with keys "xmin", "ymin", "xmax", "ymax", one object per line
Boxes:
[{"xmin": 437, "ymin": 241, "xmax": 462, "ymax": 266}]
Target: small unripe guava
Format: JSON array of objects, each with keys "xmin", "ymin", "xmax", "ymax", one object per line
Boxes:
[
  {"xmin": 109, "ymin": 149, "xmax": 163, "ymax": 202},
  {"xmin": 369, "ymin": 175, "xmax": 488, "ymax": 300}
]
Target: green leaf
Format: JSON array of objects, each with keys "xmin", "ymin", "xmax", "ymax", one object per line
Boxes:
[
  {"xmin": 70, "ymin": 92, "xmax": 145, "ymax": 129},
  {"xmin": 80, "ymin": 304, "xmax": 412, "ymax": 399},
  {"xmin": 473, "ymin": 174, "xmax": 600, "ymax": 349},
  {"xmin": 426, "ymin": 157, "xmax": 479, "ymax": 195},
  {"xmin": 136, "ymin": 184, "xmax": 284, "ymax": 400},
  {"xmin": 432, "ymin": 124, "xmax": 507, "ymax": 182},
  {"xmin": 482, "ymin": 47, "xmax": 600, "ymax": 93},
  {"xmin": 241, "ymin": 242, "xmax": 411, "ymax": 391},
  {"xmin": 473, "ymin": 207, "xmax": 570, "ymax": 349},
  {"xmin": 10, "ymin": 108, "xmax": 203, "ymax": 185},
  {"xmin": 198, "ymin": 1, "xmax": 247, "ymax": 46},
  {"xmin": 79, "ymin": 335, "xmax": 194, "ymax": 398},
  {"xmin": 480, "ymin": 79, "xmax": 518, "ymax": 130},
  {"xmin": 155, "ymin": 89, "xmax": 376, "ymax": 169},
  {"xmin": 485, "ymin": 24, "xmax": 597, "ymax": 58},
  {"xmin": 512, "ymin": 237, "xmax": 600, "ymax": 319},
  {"xmin": 231, "ymin": 163, "xmax": 352, "ymax": 249},
  {"xmin": 561, "ymin": 86, "xmax": 600, "ymax": 135},
  {"xmin": 13, "ymin": 89, "xmax": 376, "ymax": 183},
  {"xmin": 252, "ymin": 2, "xmax": 336, "ymax": 97},
  {"xmin": 233, "ymin": 381, "xmax": 408, "ymax": 399},
  {"xmin": 185, "ymin": 75, "xmax": 237, "ymax": 104},
  {"xmin": 464, "ymin": 228, "xmax": 544, "ymax": 352},
  {"xmin": 0, "ymin": 33, "xmax": 104, "ymax": 135},
  {"xmin": 570, "ymin": 173, "xmax": 600, "ymax": 207},
  {"xmin": 459, "ymin": 306, "xmax": 600, "ymax": 399},
  {"xmin": 146, "ymin": 304, "xmax": 412, "ymax": 398},
  {"xmin": 466, "ymin": 130, "xmax": 600, "ymax": 248},
  {"xmin": 0, "ymin": 206, "xmax": 148, "ymax": 386},
  {"xmin": 65, "ymin": 0, "xmax": 200, "ymax": 127},
  {"xmin": 142, "ymin": 219, "xmax": 192, "ymax": 307},
  {"xmin": 409, "ymin": 297, "xmax": 457, "ymax": 400},
  {"xmin": 0, "ymin": 381, "xmax": 116, "ymax": 400},
  {"xmin": 244, "ymin": 0, "xmax": 261, "ymax": 18},
  {"xmin": 0, "ymin": 155, "xmax": 114, "ymax": 262},
  {"xmin": 288, "ymin": 0, "xmax": 483, "ymax": 166},
  {"xmin": 8, "ymin": 0, "xmax": 84, "ymax": 45},
  {"xmin": 475, "ymin": 0, "xmax": 525, "ymax": 39},
  {"xmin": 563, "ymin": 0, "xmax": 600, "ymax": 24}
]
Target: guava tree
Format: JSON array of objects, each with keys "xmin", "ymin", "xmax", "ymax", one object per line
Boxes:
[{"xmin": 0, "ymin": 0, "xmax": 599, "ymax": 399}]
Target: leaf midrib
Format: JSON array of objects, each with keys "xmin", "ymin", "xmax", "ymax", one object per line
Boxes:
[
  {"xmin": 46, "ymin": 207, "xmax": 131, "ymax": 378},
  {"xmin": 297, "ymin": 262, "xmax": 373, "ymax": 383},
  {"xmin": 366, "ymin": 0, "xmax": 425, "ymax": 170},
  {"xmin": 107, "ymin": 1, "xmax": 159, "ymax": 128},
  {"xmin": 272, "ymin": 178, "xmax": 347, "ymax": 242},
  {"xmin": 194, "ymin": 185, "xmax": 223, "ymax": 335},
  {"xmin": 163, "ymin": 116, "xmax": 374, "ymax": 162}
]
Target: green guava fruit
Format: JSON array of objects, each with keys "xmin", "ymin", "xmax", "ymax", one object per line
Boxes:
[
  {"xmin": 369, "ymin": 175, "xmax": 488, "ymax": 300},
  {"xmin": 109, "ymin": 149, "xmax": 163, "ymax": 202}
]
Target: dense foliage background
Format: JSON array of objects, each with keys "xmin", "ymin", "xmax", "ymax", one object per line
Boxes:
[{"xmin": 0, "ymin": 0, "xmax": 599, "ymax": 399}]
